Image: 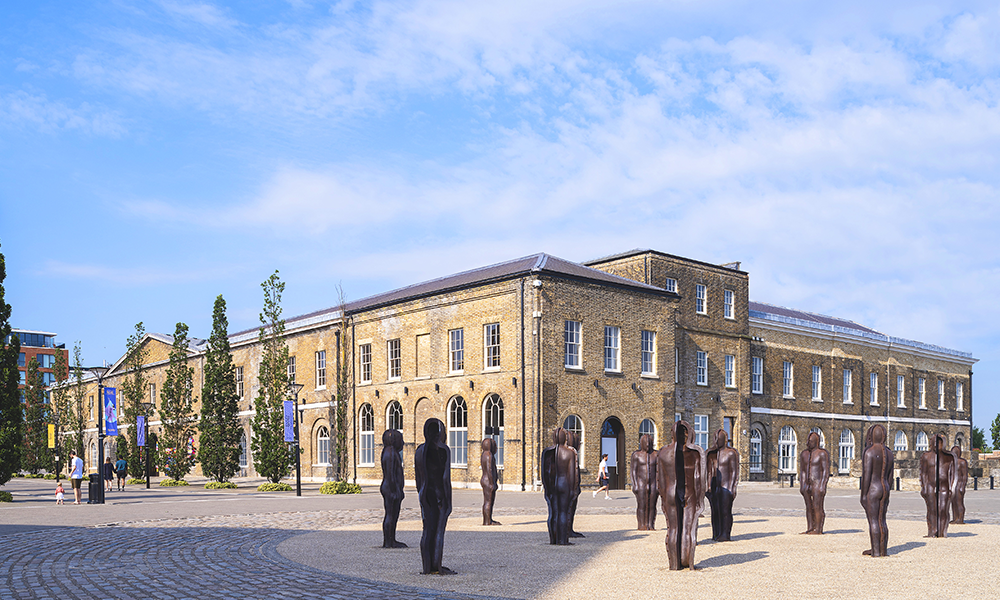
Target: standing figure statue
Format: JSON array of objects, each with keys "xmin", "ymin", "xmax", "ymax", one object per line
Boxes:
[
  {"xmin": 949, "ymin": 445, "xmax": 968, "ymax": 525},
  {"xmin": 481, "ymin": 438, "xmax": 501, "ymax": 526},
  {"xmin": 860, "ymin": 424, "xmax": 893, "ymax": 557},
  {"xmin": 542, "ymin": 427, "xmax": 579, "ymax": 545},
  {"xmin": 380, "ymin": 429, "xmax": 407, "ymax": 548},
  {"xmin": 567, "ymin": 430, "xmax": 585, "ymax": 538},
  {"xmin": 706, "ymin": 429, "xmax": 739, "ymax": 541},
  {"xmin": 798, "ymin": 431, "xmax": 830, "ymax": 535},
  {"xmin": 415, "ymin": 418, "xmax": 454, "ymax": 574},
  {"xmin": 631, "ymin": 434, "xmax": 658, "ymax": 531},
  {"xmin": 919, "ymin": 433, "xmax": 955, "ymax": 538},
  {"xmin": 657, "ymin": 420, "xmax": 707, "ymax": 570}
]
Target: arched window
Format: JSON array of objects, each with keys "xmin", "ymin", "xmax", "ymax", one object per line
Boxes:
[
  {"xmin": 317, "ymin": 426, "xmax": 330, "ymax": 465},
  {"xmin": 448, "ymin": 396, "xmax": 468, "ymax": 467},
  {"xmin": 955, "ymin": 434, "xmax": 964, "ymax": 451},
  {"xmin": 779, "ymin": 426, "xmax": 797, "ymax": 473},
  {"xmin": 915, "ymin": 431, "xmax": 929, "ymax": 452},
  {"xmin": 639, "ymin": 418, "xmax": 657, "ymax": 448},
  {"xmin": 749, "ymin": 428, "xmax": 763, "ymax": 473},
  {"xmin": 386, "ymin": 401, "xmax": 403, "ymax": 432},
  {"xmin": 239, "ymin": 431, "xmax": 248, "ymax": 469},
  {"xmin": 809, "ymin": 427, "xmax": 826, "ymax": 449},
  {"xmin": 483, "ymin": 394, "xmax": 504, "ymax": 467},
  {"xmin": 563, "ymin": 414, "xmax": 584, "ymax": 467},
  {"xmin": 894, "ymin": 430, "xmax": 908, "ymax": 452},
  {"xmin": 359, "ymin": 404, "xmax": 375, "ymax": 466},
  {"xmin": 838, "ymin": 429, "xmax": 855, "ymax": 474}
]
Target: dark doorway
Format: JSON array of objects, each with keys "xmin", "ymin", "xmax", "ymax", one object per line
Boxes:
[{"xmin": 600, "ymin": 416, "xmax": 626, "ymax": 490}]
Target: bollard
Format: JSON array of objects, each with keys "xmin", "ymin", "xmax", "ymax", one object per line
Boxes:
[
  {"xmin": 895, "ymin": 477, "xmax": 900, "ymax": 491},
  {"xmin": 992, "ymin": 475, "xmax": 995, "ymax": 490},
  {"xmin": 789, "ymin": 473, "xmax": 795, "ymax": 488},
  {"xmin": 974, "ymin": 477, "xmax": 978, "ymax": 491}
]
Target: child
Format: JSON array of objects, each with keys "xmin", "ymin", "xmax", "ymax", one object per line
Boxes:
[{"xmin": 55, "ymin": 482, "xmax": 65, "ymax": 505}]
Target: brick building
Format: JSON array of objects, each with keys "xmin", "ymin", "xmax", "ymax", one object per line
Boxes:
[
  {"xmin": 5, "ymin": 329, "xmax": 68, "ymax": 403},
  {"xmin": 69, "ymin": 249, "xmax": 975, "ymax": 487}
]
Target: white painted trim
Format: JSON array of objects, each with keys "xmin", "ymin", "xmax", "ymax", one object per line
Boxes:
[{"xmin": 750, "ymin": 406, "xmax": 970, "ymax": 426}]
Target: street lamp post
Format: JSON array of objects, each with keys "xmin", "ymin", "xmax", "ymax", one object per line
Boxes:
[
  {"xmin": 140, "ymin": 402, "xmax": 153, "ymax": 489},
  {"xmin": 86, "ymin": 366, "xmax": 110, "ymax": 505},
  {"xmin": 287, "ymin": 382, "xmax": 304, "ymax": 497}
]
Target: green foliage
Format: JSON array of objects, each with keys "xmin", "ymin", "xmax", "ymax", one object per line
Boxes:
[
  {"xmin": 44, "ymin": 473, "xmax": 56, "ymax": 479},
  {"xmin": 0, "ymin": 491, "xmax": 12, "ymax": 502},
  {"xmin": 320, "ymin": 480, "xmax": 361, "ymax": 494},
  {"xmin": 117, "ymin": 435, "xmax": 129, "ymax": 473},
  {"xmin": 50, "ymin": 346, "xmax": 69, "ymax": 476},
  {"xmin": 68, "ymin": 343, "xmax": 87, "ymax": 459},
  {"xmin": 24, "ymin": 473, "xmax": 44, "ymax": 479},
  {"xmin": 120, "ymin": 323, "xmax": 150, "ymax": 482},
  {"xmin": 257, "ymin": 482, "xmax": 292, "ymax": 492},
  {"xmin": 159, "ymin": 478, "xmax": 190, "ymax": 487},
  {"xmin": 972, "ymin": 426, "xmax": 987, "ymax": 452},
  {"xmin": 126, "ymin": 477, "xmax": 145, "ymax": 485},
  {"xmin": 159, "ymin": 323, "xmax": 197, "ymax": 482},
  {"xmin": 991, "ymin": 414, "xmax": 1000, "ymax": 453},
  {"xmin": 333, "ymin": 286, "xmax": 350, "ymax": 481},
  {"xmin": 251, "ymin": 272, "xmax": 293, "ymax": 484},
  {"xmin": 205, "ymin": 481, "xmax": 237, "ymax": 489},
  {"xmin": 198, "ymin": 295, "xmax": 242, "ymax": 484},
  {"xmin": 21, "ymin": 357, "xmax": 53, "ymax": 474},
  {"xmin": 0, "ymin": 243, "xmax": 22, "ymax": 487}
]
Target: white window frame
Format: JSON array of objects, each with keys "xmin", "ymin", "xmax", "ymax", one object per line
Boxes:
[
  {"xmin": 640, "ymin": 330, "xmax": 656, "ymax": 376},
  {"xmin": 664, "ymin": 277, "xmax": 677, "ymax": 293},
  {"xmin": 387, "ymin": 339, "xmax": 401, "ymax": 380},
  {"xmin": 483, "ymin": 394, "xmax": 504, "ymax": 467},
  {"xmin": 751, "ymin": 356, "xmax": 763, "ymax": 394},
  {"xmin": 564, "ymin": 321, "xmax": 581, "ymax": 369},
  {"xmin": 448, "ymin": 396, "xmax": 468, "ymax": 467},
  {"xmin": 315, "ymin": 350, "xmax": 326, "ymax": 389},
  {"xmin": 918, "ymin": 378, "xmax": 926, "ymax": 409},
  {"xmin": 149, "ymin": 382, "xmax": 158, "ymax": 407},
  {"xmin": 639, "ymin": 418, "xmax": 658, "ymax": 448},
  {"xmin": 239, "ymin": 431, "xmax": 248, "ymax": 469},
  {"xmin": 604, "ymin": 326, "xmax": 620, "ymax": 372},
  {"xmin": 387, "ymin": 401, "xmax": 403, "ymax": 431},
  {"xmin": 894, "ymin": 430, "xmax": 908, "ymax": 452},
  {"xmin": 896, "ymin": 375, "xmax": 905, "ymax": 408},
  {"xmin": 449, "ymin": 328, "xmax": 464, "ymax": 373},
  {"xmin": 843, "ymin": 368, "xmax": 852, "ymax": 405},
  {"xmin": 870, "ymin": 372, "xmax": 879, "ymax": 406},
  {"xmin": 695, "ymin": 284, "xmax": 707, "ymax": 315},
  {"xmin": 359, "ymin": 404, "xmax": 375, "ymax": 467},
  {"xmin": 564, "ymin": 414, "xmax": 584, "ymax": 468},
  {"xmin": 916, "ymin": 431, "xmax": 929, "ymax": 452},
  {"xmin": 783, "ymin": 361, "xmax": 793, "ymax": 398},
  {"xmin": 696, "ymin": 351, "xmax": 708, "ymax": 386},
  {"xmin": 359, "ymin": 344, "xmax": 372, "ymax": 384},
  {"xmin": 938, "ymin": 380, "xmax": 945, "ymax": 410},
  {"xmin": 287, "ymin": 355, "xmax": 296, "ymax": 384},
  {"xmin": 749, "ymin": 429, "xmax": 763, "ymax": 473},
  {"xmin": 779, "ymin": 426, "xmax": 797, "ymax": 473},
  {"xmin": 957, "ymin": 382, "xmax": 964, "ymax": 411},
  {"xmin": 812, "ymin": 365, "xmax": 822, "ymax": 401},
  {"xmin": 723, "ymin": 289, "xmax": 734, "ymax": 319},
  {"xmin": 317, "ymin": 426, "xmax": 330, "ymax": 466},
  {"xmin": 234, "ymin": 368, "xmax": 242, "ymax": 399},
  {"xmin": 838, "ymin": 429, "xmax": 854, "ymax": 474},
  {"xmin": 809, "ymin": 427, "xmax": 826, "ymax": 448},
  {"xmin": 484, "ymin": 323, "xmax": 501, "ymax": 370},
  {"xmin": 724, "ymin": 354, "xmax": 735, "ymax": 388},
  {"xmin": 693, "ymin": 414, "xmax": 709, "ymax": 449}
]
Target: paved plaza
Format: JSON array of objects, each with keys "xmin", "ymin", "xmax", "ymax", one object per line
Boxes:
[{"xmin": 2, "ymin": 478, "xmax": 999, "ymax": 599}]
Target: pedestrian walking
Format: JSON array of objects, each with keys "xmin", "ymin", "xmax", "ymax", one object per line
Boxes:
[
  {"xmin": 55, "ymin": 482, "xmax": 65, "ymax": 505},
  {"xmin": 593, "ymin": 453, "xmax": 611, "ymax": 499},
  {"xmin": 103, "ymin": 457, "xmax": 114, "ymax": 492},
  {"xmin": 68, "ymin": 450, "xmax": 84, "ymax": 504},
  {"xmin": 115, "ymin": 456, "xmax": 127, "ymax": 491}
]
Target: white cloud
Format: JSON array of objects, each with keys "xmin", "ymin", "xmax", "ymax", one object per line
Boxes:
[{"xmin": 0, "ymin": 91, "xmax": 126, "ymax": 136}]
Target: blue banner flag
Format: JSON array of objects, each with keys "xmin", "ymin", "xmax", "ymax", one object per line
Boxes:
[
  {"xmin": 137, "ymin": 416, "xmax": 146, "ymax": 447},
  {"xmin": 283, "ymin": 400, "xmax": 295, "ymax": 442},
  {"xmin": 104, "ymin": 387, "xmax": 119, "ymax": 436}
]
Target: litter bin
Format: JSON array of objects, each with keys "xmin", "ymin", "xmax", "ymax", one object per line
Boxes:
[{"xmin": 87, "ymin": 473, "xmax": 100, "ymax": 504}]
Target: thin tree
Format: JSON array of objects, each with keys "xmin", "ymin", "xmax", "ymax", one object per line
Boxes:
[
  {"xmin": 51, "ymin": 345, "xmax": 70, "ymax": 475},
  {"xmin": 198, "ymin": 295, "xmax": 242, "ymax": 483},
  {"xmin": 333, "ymin": 285, "xmax": 351, "ymax": 481},
  {"xmin": 68, "ymin": 343, "xmax": 87, "ymax": 458},
  {"xmin": 0, "ymin": 243, "xmax": 22, "ymax": 486},
  {"xmin": 120, "ymin": 323, "xmax": 150, "ymax": 479},
  {"xmin": 990, "ymin": 414, "xmax": 1000, "ymax": 453},
  {"xmin": 159, "ymin": 322, "xmax": 197, "ymax": 481},
  {"xmin": 251, "ymin": 271, "xmax": 292, "ymax": 484},
  {"xmin": 21, "ymin": 357, "xmax": 52, "ymax": 474}
]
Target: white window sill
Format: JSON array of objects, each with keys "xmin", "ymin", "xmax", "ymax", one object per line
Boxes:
[
  {"xmin": 697, "ymin": 382, "xmax": 708, "ymax": 387},
  {"xmin": 387, "ymin": 377, "xmax": 401, "ymax": 383},
  {"xmin": 640, "ymin": 373, "xmax": 659, "ymax": 379},
  {"xmin": 450, "ymin": 465, "xmax": 468, "ymax": 469},
  {"xmin": 565, "ymin": 364, "xmax": 583, "ymax": 371},
  {"xmin": 359, "ymin": 380, "xmax": 373, "ymax": 386},
  {"xmin": 314, "ymin": 385, "xmax": 326, "ymax": 392},
  {"xmin": 749, "ymin": 469, "xmax": 763, "ymax": 474},
  {"xmin": 726, "ymin": 385, "xmax": 737, "ymax": 390},
  {"xmin": 812, "ymin": 398, "xmax": 823, "ymax": 402},
  {"xmin": 724, "ymin": 315, "xmax": 735, "ymax": 320},
  {"xmin": 752, "ymin": 390, "xmax": 762, "ymax": 395},
  {"xmin": 482, "ymin": 367, "xmax": 501, "ymax": 373},
  {"xmin": 957, "ymin": 409, "xmax": 965, "ymax": 412},
  {"xmin": 312, "ymin": 463, "xmax": 332, "ymax": 467},
  {"xmin": 918, "ymin": 406, "xmax": 927, "ymax": 410},
  {"xmin": 605, "ymin": 369, "xmax": 621, "ymax": 375},
  {"xmin": 870, "ymin": 403, "xmax": 879, "ymax": 407},
  {"xmin": 447, "ymin": 371, "xmax": 465, "ymax": 377},
  {"xmin": 414, "ymin": 375, "xmax": 431, "ymax": 380},
  {"xmin": 783, "ymin": 395, "xmax": 794, "ymax": 400},
  {"xmin": 897, "ymin": 405, "xmax": 906, "ymax": 409},
  {"xmin": 359, "ymin": 463, "xmax": 375, "ymax": 468},
  {"xmin": 696, "ymin": 311, "xmax": 708, "ymax": 316}
]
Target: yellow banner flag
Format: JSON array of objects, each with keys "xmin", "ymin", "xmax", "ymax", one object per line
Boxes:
[{"xmin": 48, "ymin": 424, "xmax": 55, "ymax": 449}]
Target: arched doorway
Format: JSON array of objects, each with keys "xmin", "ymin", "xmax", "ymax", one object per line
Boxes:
[{"xmin": 600, "ymin": 416, "xmax": 625, "ymax": 490}]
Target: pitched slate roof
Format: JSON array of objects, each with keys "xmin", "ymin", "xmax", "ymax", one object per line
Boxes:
[{"xmin": 749, "ymin": 301, "xmax": 883, "ymax": 336}]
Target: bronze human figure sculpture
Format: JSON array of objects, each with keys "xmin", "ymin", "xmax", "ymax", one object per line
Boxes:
[
  {"xmin": 657, "ymin": 420, "xmax": 706, "ymax": 570},
  {"xmin": 567, "ymin": 430, "xmax": 584, "ymax": 538},
  {"xmin": 481, "ymin": 438, "xmax": 501, "ymax": 526},
  {"xmin": 860, "ymin": 424, "xmax": 893, "ymax": 557},
  {"xmin": 380, "ymin": 429, "xmax": 407, "ymax": 548},
  {"xmin": 950, "ymin": 445, "xmax": 968, "ymax": 525},
  {"xmin": 706, "ymin": 429, "xmax": 738, "ymax": 541},
  {"xmin": 415, "ymin": 418, "xmax": 454, "ymax": 574},
  {"xmin": 798, "ymin": 431, "xmax": 830, "ymax": 535},
  {"xmin": 919, "ymin": 433, "xmax": 955, "ymax": 538},
  {"xmin": 541, "ymin": 427, "xmax": 579, "ymax": 545},
  {"xmin": 630, "ymin": 434, "xmax": 657, "ymax": 531}
]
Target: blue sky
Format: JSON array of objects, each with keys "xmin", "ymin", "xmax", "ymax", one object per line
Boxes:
[{"xmin": 2, "ymin": 1, "xmax": 999, "ymax": 442}]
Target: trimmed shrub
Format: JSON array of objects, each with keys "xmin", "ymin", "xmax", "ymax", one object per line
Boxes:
[
  {"xmin": 320, "ymin": 481, "xmax": 362, "ymax": 495},
  {"xmin": 205, "ymin": 481, "xmax": 237, "ymax": 489},
  {"xmin": 159, "ymin": 479, "xmax": 190, "ymax": 487},
  {"xmin": 43, "ymin": 473, "xmax": 56, "ymax": 480},
  {"xmin": 126, "ymin": 478, "xmax": 145, "ymax": 485},
  {"xmin": 25, "ymin": 474, "xmax": 44, "ymax": 479},
  {"xmin": 0, "ymin": 491, "xmax": 12, "ymax": 502},
  {"xmin": 257, "ymin": 482, "xmax": 293, "ymax": 492}
]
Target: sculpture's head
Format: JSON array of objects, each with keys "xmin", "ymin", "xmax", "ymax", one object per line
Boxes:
[
  {"xmin": 394, "ymin": 429, "xmax": 404, "ymax": 451},
  {"xmin": 639, "ymin": 434, "xmax": 651, "ymax": 453},
  {"xmin": 482, "ymin": 437, "xmax": 496, "ymax": 454},
  {"xmin": 424, "ymin": 418, "xmax": 445, "ymax": 444},
  {"xmin": 807, "ymin": 431, "xmax": 820, "ymax": 451},
  {"xmin": 951, "ymin": 445, "xmax": 962, "ymax": 458},
  {"xmin": 567, "ymin": 430, "xmax": 580, "ymax": 450},
  {"xmin": 673, "ymin": 420, "xmax": 690, "ymax": 445},
  {"xmin": 383, "ymin": 429, "xmax": 395, "ymax": 448},
  {"xmin": 715, "ymin": 429, "xmax": 729, "ymax": 450},
  {"xmin": 869, "ymin": 424, "xmax": 886, "ymax": 446},
  {"xmin": 556, "ymin": 427, "xmax": 568, "ymax": 446},
  {"xmin": 935, "ymin": 434, "xmax": 947, "ymax": 452}
]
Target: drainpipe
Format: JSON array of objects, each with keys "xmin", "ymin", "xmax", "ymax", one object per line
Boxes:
[
  {"xmin": 351, "ymin": 319, "xmax": 357, "ymax": 485},
  {"xmin": 968, "ymin": 369, "xmax": 973, "ymax": 451},
  {"xmin": 535, "ymin": 279, "xmax": 543, "ymax": 492},
  {"xmin": 520, "ymin": 278, "xmax": 527, "ymax": 492},
  {"xmin": 885, "ymin": 340, "xmax": 892, "ymax": 453}
]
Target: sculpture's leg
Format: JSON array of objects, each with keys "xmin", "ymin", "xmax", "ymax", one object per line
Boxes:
[
  {"xmin": 545, "ymin": 495, "xmax": 557, "ymax": 544},
  {"xmin": 709, "ymin": 490, "xmax": 722, "ymax": 540},
  {"xmin": 665, "ymin": 505, "xmax": 681, "ymax": 570},
  {"xmin": 434, "ymin": 509, "xmax": 454, "ymax": 574},
  {"xmin": 938, "ymin": 492, "xmax": 951, "ymax": 537},
  {"xmin": 813, "ymin": 491, "xmax": 826, "ymax": 535},
  {"xmin": 420, "ymin": 507, "xmax": 439, "ymax": 574},
  {"xmin": 720, "ymin": 488, "xmax": 735, "ymax": 541},
  {"xmin": 923, "ymin": 493, "xmax": 936, "ymax": 537}
]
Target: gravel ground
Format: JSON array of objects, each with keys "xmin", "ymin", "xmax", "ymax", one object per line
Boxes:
[{"xmin": 279, "ymin": 511, "xmax": 1000, "ymax": 599}]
